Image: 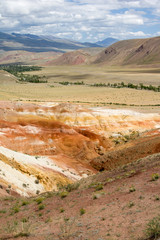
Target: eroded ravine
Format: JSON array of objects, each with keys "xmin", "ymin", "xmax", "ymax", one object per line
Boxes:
[{"xmin": 0, "ymin": 101, "xmax": 159, "ymax": 196}]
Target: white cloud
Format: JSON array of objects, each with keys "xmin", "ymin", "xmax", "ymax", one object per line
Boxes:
[
  {"xmin": 110, "ymin": 30, "xmax": 151, "ymax": 39},
  {"xmin": 0, "ymin": 0, "xmax": 159, "ymax": 41}
]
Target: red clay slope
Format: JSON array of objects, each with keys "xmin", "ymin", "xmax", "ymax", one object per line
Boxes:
[{"xmin": 0, "ymin": 153, "xmax": 159, "ymax": 240}]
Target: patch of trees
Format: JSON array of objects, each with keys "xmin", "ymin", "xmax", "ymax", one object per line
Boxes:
[
  {"xmin": 0, "ymin": 65, "xmax": 42, "ymax": 74},
  {"xmin": 90, "ymin": 82, "xmax": 160, "ymax": 92},
  {"xmin": 59, "ymin": 81, "xmax": 84, "ymax": 85},
  {"xmin": 17, "ymin": 73, "xmax": 47, "ymax": 83},
  {"xmin": 0, "ymin": 64, "xmax": 47, "ymax": 83}
]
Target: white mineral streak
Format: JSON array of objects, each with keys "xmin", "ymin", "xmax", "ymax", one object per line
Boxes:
[
  {"xmin": 0, "ymin": 160, "xmax": 44, "ymax": 197},
  {"xmin": 0, "ymin": 146, "xmax": 81, "ymax": 181}
]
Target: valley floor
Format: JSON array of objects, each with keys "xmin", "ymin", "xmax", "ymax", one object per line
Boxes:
[
  {"xmin": 0, "ymin": 65, "xmax": 159, "ymax": 239},
  {"xmin": 0, "ymin": 66, "xmax": 160, "ymax": 113}
]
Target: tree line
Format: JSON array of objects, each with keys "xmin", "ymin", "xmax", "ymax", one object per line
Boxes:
[
  {"xmin": 90, "ymin": 82, "xmax": 160, "ymax": 92},
  {"xmin": 0, "ymin": 65, "xmax": 47, "ymax": 83}
]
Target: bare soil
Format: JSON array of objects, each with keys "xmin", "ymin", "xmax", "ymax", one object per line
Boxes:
[{"xmin": 0, "ymin": 153, "xmax": 159, "ymax": 240}]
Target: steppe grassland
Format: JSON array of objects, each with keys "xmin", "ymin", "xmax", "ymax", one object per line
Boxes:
[
  {"xmin": 27, "ymin": 65, "xmax": 160, "ymax": 86},
  {"xmin": 0, "ymin": 66, "xmax": 160, "ymax": 112}
]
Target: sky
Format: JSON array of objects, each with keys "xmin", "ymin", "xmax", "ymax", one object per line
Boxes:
[{"xmin": 0, "ymin": 0, "xmax": 160, "ymax": 42}]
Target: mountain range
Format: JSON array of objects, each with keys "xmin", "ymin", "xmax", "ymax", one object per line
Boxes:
[
  {"xmin": 0, "ymin": 32, "xmax": 117, "ymax": 53},
  {"xmin": 1, "ymin": 32, "xmax": 160, "ymax": 67}
]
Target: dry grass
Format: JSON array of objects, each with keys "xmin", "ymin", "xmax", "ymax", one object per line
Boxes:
[{"xmin": 0, "ymin": 66, "xmax": 160, "ymax": 112}]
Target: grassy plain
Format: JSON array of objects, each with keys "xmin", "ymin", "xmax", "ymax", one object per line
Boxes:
[{"xmin": 0, "ymin": 65, "xmax": 160, "ymax": 112}]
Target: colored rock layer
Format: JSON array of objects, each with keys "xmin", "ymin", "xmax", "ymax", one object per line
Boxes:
[{"xmin": 0, "ymin": 101, "xmax": 159, "ymax": 196}]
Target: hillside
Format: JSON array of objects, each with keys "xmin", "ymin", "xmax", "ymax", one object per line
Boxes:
[
  {"xmin": 0, "ymin": 152, "xmax": 159, "ymax": 240},
  {"xmin": 47, "ymin": 50, "xmax": 90, "ymax": 65},
  {"xmin": 0, "ymin": 100, "xmax": 159, "ymax": 239},
  {"xmin": 0, "ymin": 50, "xmax": 61, "ymax": 65},
  {"xmin": 92, "ymin": 36, "xmax": 160, "ymax": 66},
  {"xmin": 46, "ymin": 48, "xmax": 105, "ymax": 65},
  {"xmin": 47, "ymin": 36, "xmax": 160, "ymax": 67}
]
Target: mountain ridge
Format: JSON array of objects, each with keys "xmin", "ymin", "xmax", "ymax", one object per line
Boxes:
[
  {"xmin": 92, "ymin": 36, "xmax": 160, "ymax": 66},
  {"xmin": 96, "ymin": 37, "xmax": 118, "ymax": 46},
  {"xmin": 0, "ymin": 32, "xmax": 101, "ymax": 53}
]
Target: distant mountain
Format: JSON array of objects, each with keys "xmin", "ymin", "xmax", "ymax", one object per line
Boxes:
[
  {"xmin": 82, "ymin": 42, "xmax": 101, "ymax": 48},
  {"xmin": 0, "ymin": 32, "xmax": 102, "ymax": 53},
  {"xmin": 93, "ymin": 36, "xmax": 160, "ymax": 66},
  {"xmin": 96, "ymin": 37, "xmax": 118, "ymax": 47}
]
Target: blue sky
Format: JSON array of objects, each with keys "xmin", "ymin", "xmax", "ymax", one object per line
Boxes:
[{"xmin": 0, "ymin": 0, "xmax": 160, "ymax": 42}]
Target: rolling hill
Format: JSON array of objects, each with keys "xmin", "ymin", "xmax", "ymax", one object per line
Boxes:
[
  {"xmin": 92, "ymin": 36, "xmax": 160, "ymax": 66},
  {"xmin": 46, "ymin": 50, "xmax": 90, "ymax": 65},
  {"xmin": 47, "ymin": 36, "xmax": 160, "ymax": 67}
]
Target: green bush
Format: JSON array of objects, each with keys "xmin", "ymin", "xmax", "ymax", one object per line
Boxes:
[
  {"xmin": 95, "ymin": 183, "xmax": 103, "ymax": 191},
  {"xmin": 38, "ymin": 204, "xmax": 45, "ymax": 210},
  {"xmin": 80, "ymin": 208, "xmax": 86, "ymax": 215},
  {"xmin": 151, "ymin": 173, "xmax": 159, "ymax": 181},
  {"xmin": 60, "ymin": 208, "xmax": 65, "ymax": 213},
  {"xmin": 21, "ymin": 200, "xmax": 29, "ymax": 206},
  {"xmin": 145, "ymin": 215, "xmax": 160, "ymax": 239},
  {"xmin": 129, "ymin": 185, "xmax": 136, "ymax": 193},
  {"xmin": 35, "ymin": 197, "xmax": 44, "ymax": 205},
  {"xmin": 64, "ymin": 183, "xmax": 80, "ymax": 192},
  {"xmin": 12, "ymin": 206, "xmax": 20, "ymax": 214},
  {"xmin": 128, "ymin": 201, "xmax": 134, "ymax": 208},
  {"xmin": 59, "ymin": 191, "xmax": 68, "ymax": 199}
]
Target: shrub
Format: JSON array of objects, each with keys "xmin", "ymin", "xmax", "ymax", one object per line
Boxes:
[
  {"xmin": 35, "ymin": 179, "xmax": 39, "ymax": 184},
  {"xmin": 60, "ymin": 208, "xmax": 65, "ymax": 213},
  {"xmin": 0, "ymin": 209, "xmax": 6, "ymax": 213},
  {"xmin": 6, "ymin": 188, "xmax": 10, "ymax": 194},
  {"xmin": 21, "ymin": 200, "xmax": 29, "ymax": 206},
  {"xmin": 129, "ymin": 185, "xmax": 136, "ymax": 193},
  {"xmin": 11, "ymin": 205, "xmax": 20, "ymax": 214},
  {"xmin": 80, "ymin": 208, "xmax": 85, "ymax": 215},
  {"xmin": 38, "ymin": 204, "xmax": 45, "ymax": 210},
  {"xmin": 21, "ymin": 218, "xmax": 28, "ymax": 223},
  {"xmin": 155, "ymin": 196, "xmax": 160, "ymax": 201},
  {"xmin": 145, "ymin": 215, "xmax": 160, "ymax": 239},
  {"xmin": 93, "ymin": 195, "xmax": 98, "ymax": 200},
  {"xmin": 59, "ymin": 191, "xmax": 68, "ymax": 199},
  {"xmin": 64, "ymin": 183, "xmax": 80, "ymax": 192},
  {"xmin": 128, "ymin": 201, "xmax": 134, "ymax": 208},
  {"xmin": 36, "ymin": 190, "xmax": 40, "ymax": 195},
  {"xmin": 35, "ymin": 197, "xmax": 44, "ymax": 205},
  {"xmin": 95, "ymin": 183, "xmax": 103, "ymax": 191},
  {"xmin": 151, "ymin": 173, "xmax": 159, "ymax": 181}
]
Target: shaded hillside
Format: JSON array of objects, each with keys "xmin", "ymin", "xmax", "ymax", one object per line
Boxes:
[
  {"xmin": 91, "ymin": 129, "xmax": 160, "ymax": 171},
  {"xmin": 93, "ymin": 36, "xmax": 160, "ymax": 66}
]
